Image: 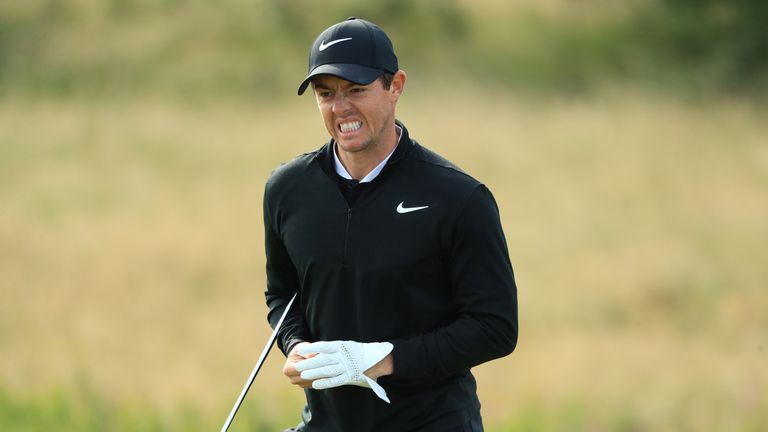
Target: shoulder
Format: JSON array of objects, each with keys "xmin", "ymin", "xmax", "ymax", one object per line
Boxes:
[
  {"xmin": 265, "ymin": 146, "xmax": 323, "ymax": 194},
  {"xmin": 407, "ymin": 140, "xmax": 481, "ymax": 193},
  {"xmin": 263, "ymin": 145, "xmax": 328, "ymax": 214}
]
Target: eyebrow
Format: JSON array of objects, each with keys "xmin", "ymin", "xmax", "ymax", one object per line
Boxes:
[{"xmin": 312, "ymin": 80, "xmax": 361, "ymax": 91}]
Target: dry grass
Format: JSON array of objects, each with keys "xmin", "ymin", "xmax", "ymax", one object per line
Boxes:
[{"xmin": 1, "ymin": 91, "xmax": 766, "ymax": 430}]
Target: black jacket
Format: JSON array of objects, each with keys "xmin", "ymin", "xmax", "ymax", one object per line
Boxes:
[{"xmin": 264, "ymin": 122, "xmax": 518, "ymax": 431}]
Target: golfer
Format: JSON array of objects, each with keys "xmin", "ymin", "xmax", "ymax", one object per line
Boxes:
[{"xmin": 264, "ymin": 17, "xmax": 518, "ymax": 431}]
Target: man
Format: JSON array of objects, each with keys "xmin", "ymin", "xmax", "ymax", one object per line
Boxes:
[{"xmin": 264, "ymin": 17, "xmax": 518, "ymax": 431}]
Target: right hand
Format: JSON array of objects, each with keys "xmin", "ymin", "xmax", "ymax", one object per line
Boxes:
[{"xmin": 282, "ymin": 342, "xmax": 315, "ymax": 388}]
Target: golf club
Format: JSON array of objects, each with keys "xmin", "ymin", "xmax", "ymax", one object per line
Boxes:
[{"xmin": 221, "ymin": 292, "xmax": 297, "ymax": 432}]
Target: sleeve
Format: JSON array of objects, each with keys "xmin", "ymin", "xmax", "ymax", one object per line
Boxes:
[
  {"xmin": 389, "ymin": 184, "xmax": 518, "ymax": 379},
  {"xmin": 263, "ymin": 182, "xmax": 312, "ymax": 356}
]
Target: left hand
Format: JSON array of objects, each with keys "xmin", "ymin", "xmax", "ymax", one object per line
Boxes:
[{"xmin": 294, "ymin": 340, "xmax": 394, "ymax": 402}]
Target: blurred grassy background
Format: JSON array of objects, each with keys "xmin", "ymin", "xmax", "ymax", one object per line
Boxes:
[{"xmin": 1, "ymin": 0, "xmax": 767, "ymax": 431}]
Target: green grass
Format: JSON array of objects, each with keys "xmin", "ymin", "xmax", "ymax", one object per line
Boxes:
[
  {"xmin": 2, "ymin": 4, "xmax": 763, "ymax": 431},
  {"xmin": 1, "ymin": 0, "xmax": 766, "ymax": 99},
  {"xmin": 0, "ymin": 386, "xmax": 298, "ymax": 431},
  {"xmin": 3, "ymin": 386, "xmax": 766, "ymax": 431},
  {"xmin": 1, "ymin": 93, "xmax": 766, "ymax": 430}
]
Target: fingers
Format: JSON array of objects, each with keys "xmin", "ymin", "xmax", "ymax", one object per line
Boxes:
[
  {"xmin": 312, "ymin": 374, "xmax": 348, "ymax": 390},
  {"xmin": 300, "ymin": 363, "xmax": 345, "ymax": 381},
  {"xmin": 294, "ymin": 352, "xmax": 337, "ymax": 372},
  {"xmin": 289, "ymin": 340, "xmax": 353, "ymax": 390},
  {"xmin": 295, "ymin": 341, "xmax": 343, "ymax": 372},
  {"xmin": 288, "ymin": 341, "xmax": 311, "ymax": 357},
  {"xmin": 297, "ymin": 341, "xmax": 340, "ymax": 356},
  {"xmin": 284, "ymin": 343, "xmax": 315, "ymax": 388},
  {"xmin": 283, "ymin": 360, "xmax": 314, "ymax": 388},
  {"xmin": 292, "ymin": 378, "xmax": 314, "ymax": 388}
]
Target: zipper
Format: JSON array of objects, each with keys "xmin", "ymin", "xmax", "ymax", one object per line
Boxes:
[{"xmin": 342, "ymin": 208, "xmax": 352, "ymax": 263}]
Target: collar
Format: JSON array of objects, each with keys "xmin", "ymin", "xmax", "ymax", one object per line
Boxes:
[
  {"xmin": 333, "ymin": 124, "xmax": 403, "ymax": 183},
  {"xmin": 316, "ymin": 120, "xmax": 413, "ymax": 183}
]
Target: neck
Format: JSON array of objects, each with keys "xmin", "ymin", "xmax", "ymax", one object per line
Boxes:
[{"xmin": 337, "ymin": 124, "xmax": 398, "ymax": 180}]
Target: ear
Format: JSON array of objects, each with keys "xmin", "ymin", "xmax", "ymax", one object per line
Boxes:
[{"xmin": 390, "ymin": 70, "xmax": 406, "ymax": 98}]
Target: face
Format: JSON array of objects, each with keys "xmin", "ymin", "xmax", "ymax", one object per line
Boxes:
[{"xmin": 312, "ymin": 71, "xmax": 406, "ymax": 156}]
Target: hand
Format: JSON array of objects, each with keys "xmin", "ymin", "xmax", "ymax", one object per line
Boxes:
[
  {"xmin": 282, "ymin": 342, "xmax": 316, "ymax": 388},
  {"xmin": 363, "ymin": 352, "xmax": 394, "ymax": 380},
  {"xmin": 294, "ymin": 340, "xmax": 393, "ymax": 402}
]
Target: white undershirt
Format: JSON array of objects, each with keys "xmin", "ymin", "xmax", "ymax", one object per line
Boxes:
[{"xmin": 334, "ymin": 125, "xmax": 403, "ymax": 183}]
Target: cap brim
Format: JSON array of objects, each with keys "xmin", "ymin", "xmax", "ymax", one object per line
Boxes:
[{"xmin": 297, "ymin": 63, "xmax": 385, "ymax": 95}]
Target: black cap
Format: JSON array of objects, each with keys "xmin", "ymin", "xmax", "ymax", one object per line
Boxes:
[{"xmin": 297, "ymin": 17, "xmax": 398, "ymax": 95}]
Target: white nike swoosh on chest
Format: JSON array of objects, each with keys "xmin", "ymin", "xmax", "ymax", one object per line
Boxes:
[
  {"xmin": 319, "ymin": 38, "xmax": 353, "ymax": 51},
  {"xmin": 396, "ymin": 201, "xmax": 429, "ymax": 214}
]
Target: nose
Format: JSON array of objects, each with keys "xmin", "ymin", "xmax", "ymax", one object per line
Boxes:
[{"xmin": 332, "ymin": 93, "xmax": 351, "ymax": 115}]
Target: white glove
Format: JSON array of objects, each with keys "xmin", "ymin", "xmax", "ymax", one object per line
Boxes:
[{"xmin": 294, "ymin": 340, "xmax": 393, "ymax": 403}]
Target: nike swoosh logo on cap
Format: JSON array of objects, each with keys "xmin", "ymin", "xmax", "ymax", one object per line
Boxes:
[
  {"xmin": 396, "ymin": 202, "xmax": 429, "ymax": 214},
  {"xmin": 319, "ymin": 38, "xmax": 353, "ymax": 51}
]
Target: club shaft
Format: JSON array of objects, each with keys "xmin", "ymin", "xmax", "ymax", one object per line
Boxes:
[{"xmin": 221, "ymin": 293, "xmax": 297, "ymax": 432}]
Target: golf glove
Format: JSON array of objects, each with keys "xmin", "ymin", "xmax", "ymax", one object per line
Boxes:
[{"xmin": 295, "ymin": 340, "xmax": 393, "ymax": 403}]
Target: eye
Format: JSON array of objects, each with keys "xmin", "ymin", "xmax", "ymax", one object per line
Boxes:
[
  {"xmin": 318, "ymin": 91, "xmax": 332, "ymax": 98},
  {"xmin": 350, "ymin": 87, "xmax": 366, "ymax": 94}
]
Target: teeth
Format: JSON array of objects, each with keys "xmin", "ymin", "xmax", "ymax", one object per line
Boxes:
[{"xmin": 340, "ymin": 121, "xmax": 362, "ymax": 133}]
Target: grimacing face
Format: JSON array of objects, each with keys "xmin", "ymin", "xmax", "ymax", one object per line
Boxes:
[{"xmin": 312, "ymin": 71, "xmax": 406, "ymax": 158}]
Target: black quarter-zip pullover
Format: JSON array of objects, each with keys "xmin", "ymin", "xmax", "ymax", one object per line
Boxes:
[{"xmin": 264, "ymin": 121, "xmax": 518, "ymax": 431}]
